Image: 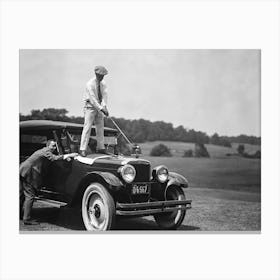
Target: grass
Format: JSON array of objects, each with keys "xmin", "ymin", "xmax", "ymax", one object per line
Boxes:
[
  {"xmin": 139, "ymin": 141, "xmax": 261, "ymax": 193},
  {"xmin": 185, "ymin": 188, "xmax": 261, "ymax": 231},
  {"xmin": 140, "ymin": 141, "xmax": 261, "ymax": 158},
  {"xmin": 20, "ymin": 187, "xmax": 261, "ymax": 231}
]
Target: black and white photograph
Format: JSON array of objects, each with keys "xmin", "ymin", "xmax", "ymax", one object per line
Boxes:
[{"xmin": 19, "ymin": 49, "xmax": 261, "ymax": 232}]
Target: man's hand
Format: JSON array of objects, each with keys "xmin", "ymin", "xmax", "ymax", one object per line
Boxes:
[
  {"xmin": 64, "ymin": 153, "xmax": 79, "ymax": 160},
  {"xmin": 101, "ymin": 107, "xmax": 109, "ymax": 117},
  {"xmin": 70, "ymin": 152, "xmax": 79, "ymax": 157}
]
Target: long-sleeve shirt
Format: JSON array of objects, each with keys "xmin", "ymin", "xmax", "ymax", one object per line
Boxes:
[{"xmin": 83, "ymin": 77, "xmax": 108, "ymax": 111}]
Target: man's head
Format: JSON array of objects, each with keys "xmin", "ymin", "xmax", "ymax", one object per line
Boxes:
[
  {"xmin": 46, "ymin": 140, "xmax": 57, "ymax": 152},
  {"xmin": 94, "ymin": 65, "xmax": 108, "ymax": 82}
]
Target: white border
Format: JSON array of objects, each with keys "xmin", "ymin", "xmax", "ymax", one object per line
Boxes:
[{"xmin": 1, "ymin": 1, "xmax": 279, "ymax": 280}]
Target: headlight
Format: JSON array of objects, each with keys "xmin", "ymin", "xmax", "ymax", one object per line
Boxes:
[
  {"xmin": 119, "ymin": 164, "xmax": 136, "ymax": 183},
  {"xmin": 153, "ymin": 165, "xmax": 169, "ymax": 183}
]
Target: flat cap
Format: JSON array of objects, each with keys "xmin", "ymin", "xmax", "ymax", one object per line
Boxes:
[{"xmin": 94, "ymin": 65, "xmax": 108, "ymax": 75}]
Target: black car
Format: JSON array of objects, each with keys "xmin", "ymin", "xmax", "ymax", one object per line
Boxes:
[{"xmin": 20, "ymin": 120, "xmax": 192, "ymax": 230}]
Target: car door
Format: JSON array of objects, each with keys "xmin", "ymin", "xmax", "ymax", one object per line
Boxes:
[{"xmin": 40, "ymin": 129, "xmax": 74, "ymax": 202}]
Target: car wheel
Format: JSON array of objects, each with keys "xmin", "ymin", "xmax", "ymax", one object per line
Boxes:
[
  {"xmin": 154, "ymin": 186, "xmax": 186, "ymax": 230},
  {"xmin": 82, "ymin": 183, "xmax": 115, "ymax": 231}
]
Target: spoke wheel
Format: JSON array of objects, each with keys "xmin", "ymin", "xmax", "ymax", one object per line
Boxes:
[
  {"xmin": 82, "ymin": 183, "xmax": 115, "ymax": 231},
  {"xmin": 154, "ymin": 186, "xmax": 186, "ymax": 230}
]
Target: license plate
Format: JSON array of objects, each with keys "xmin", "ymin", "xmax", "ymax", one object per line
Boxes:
[{"xmin": 131, "ymin": 184, "xmax": 149, "ymax": 195}]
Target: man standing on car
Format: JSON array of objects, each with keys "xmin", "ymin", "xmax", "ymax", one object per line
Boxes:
[
  {"xmin": 19, "ymin": 140, "xmax": 78, "ymax": 225},
  {"xmin": 79, "ymin": 65, "xmax": 109, "ymax": 157}
]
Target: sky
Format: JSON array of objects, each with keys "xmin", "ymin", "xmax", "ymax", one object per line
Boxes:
[{"xmin": 20, "ymin": 49, "xmax": 260, "ymax": 137}]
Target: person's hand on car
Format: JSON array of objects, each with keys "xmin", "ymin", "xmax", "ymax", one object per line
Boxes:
[
  {"xmin": 70, "ymin": 152, "xmax": 79, "ymax": 157},
  {"xmin": 64, "ymin": 153, "xmax": 79, "ymax": 160}
]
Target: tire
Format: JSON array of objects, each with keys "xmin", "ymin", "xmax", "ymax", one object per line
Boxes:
[
  {"xmin": 81, "ymin": 183, "xmax": 115, "ymax": 231},
  {"xmin": 154, "ymin": 186, "xmax": 186, "ymax": 230}
]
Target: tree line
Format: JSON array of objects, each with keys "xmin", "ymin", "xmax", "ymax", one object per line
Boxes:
[{"xmin": 20, "ymin": 108, "xmax": 261, "ymax": 146}]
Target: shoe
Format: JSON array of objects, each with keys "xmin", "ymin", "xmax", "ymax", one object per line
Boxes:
[
  {"xmin": 23, "ymin": 219, "xmax": 39, "ymax": 225},
  {"xmin": 79, "ymin": 150, "xmax": 86, "ymax": 157},
  {"xmin": 96, "ymin": 149, "xmax": 109, "ymax": 155}
]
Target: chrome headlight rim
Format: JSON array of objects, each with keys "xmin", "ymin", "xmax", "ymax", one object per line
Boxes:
[
  {"xmin": 119, "ymin": 164, "xmax": 136, "ymax": 183},
  {"xmin": 154, "ymin": 165, "xmax": 169, "ymax": 183}
]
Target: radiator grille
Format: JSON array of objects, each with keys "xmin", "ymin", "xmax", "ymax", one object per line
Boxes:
[{"xmin": 131, "ymin": 162, "xmax": 151, "ymax": 182}]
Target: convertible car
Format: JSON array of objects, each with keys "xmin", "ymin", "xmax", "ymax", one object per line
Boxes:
[{"xmin": 20, "ymin": 120, "xmax": 192, "ymax": 230}]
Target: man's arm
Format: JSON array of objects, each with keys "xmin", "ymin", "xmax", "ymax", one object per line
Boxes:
[
  {"xmin": 86, "ymin": 81, "xmax": 103, "ymax": 111},
  {"xmin": 44, "ymin": 151, "xmax": 78, "ymax": 162},
  {"xmin": 44, "ymin": 151, "xmax": 64, "ymax": 161}
]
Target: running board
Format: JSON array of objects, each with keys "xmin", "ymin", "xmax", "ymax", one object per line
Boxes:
[{"xmin": 35, "ymin": 197, "xmax": 68, "ymax": 208}]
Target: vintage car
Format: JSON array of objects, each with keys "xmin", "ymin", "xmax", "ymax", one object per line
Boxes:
[{"xmin": 20, "ymin": 120, "xmax": 192, "ymax": 230}]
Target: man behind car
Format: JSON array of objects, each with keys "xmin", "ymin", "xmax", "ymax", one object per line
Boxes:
[
  {"xmin": 79, "ymin": 65, "xmax": 109, "ymax": 157},
  {"xmin": 19, "ymin": 140, "xmax": 78, "ymax": 225}
]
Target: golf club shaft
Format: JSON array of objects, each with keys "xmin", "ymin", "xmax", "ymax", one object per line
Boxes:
[{"xmin": 109, "ymin": 117, "xmax": 133, "ymax": 145}]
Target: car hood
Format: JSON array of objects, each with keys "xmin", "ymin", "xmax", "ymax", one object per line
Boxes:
[{"xmin": 75, "ymin": 153, "xmax": 150, "ymax": 167}]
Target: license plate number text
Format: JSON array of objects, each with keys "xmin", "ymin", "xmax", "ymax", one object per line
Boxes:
[{"xmin": 132, "ymin": 184, "xmax": 149, "ymax": 195}]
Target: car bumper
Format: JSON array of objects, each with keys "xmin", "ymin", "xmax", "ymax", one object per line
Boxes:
[{"xmin": 116, "ymin": 199, "xmax": 192, "ymax": 216}]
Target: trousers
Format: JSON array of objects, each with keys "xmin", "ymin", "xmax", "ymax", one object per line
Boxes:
[
  {"xmin": 20, "ymin": 177, "xmax": 36, "ymax": 221},
  {"xmin": 80, "ymin": 108, "xmax": 105, "ymax": 151}
]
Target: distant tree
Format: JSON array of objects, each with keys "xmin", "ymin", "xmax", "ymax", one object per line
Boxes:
[
  {"xmin": 69, "ymin": 116, "xmax": 84, "ymax": 124},
  {"xmin": 41, "ymin": 108, "xmax": 69, "ymax": 121},
  {"xmin": 174, "ymin": 125, "xmax": 188, "ymax": 141},
  {"xmin": 150, "ymin": 144, "xmax": 172, "ymax": 157},
  {"xmin": 183, "ymin": 149, "xmax": 193, "ymax": 157},
  {"xmin": 194, "ymin": 143, "xmax": 210, "ymax": 158},
  {"xmin": 186, "ymin": 129, "xmax": 197, "ymax": 143},
  {"xmin": 195, "ymin": 131, "xmax": 210, "ymax": 144},
  {"xmin": 219, "ymin": 137, "xmax": 232, "ymax": 147},
  {"xmin": 210, "ymin": 133, "xmax": 220, "ymax": 145},
  {"xmin": 227, "ymin": 134, "xmax": 261, "ymax": 145},
  {"xmin": 20, "ymin": 108, "xmax": 70, "ymax": 121},
  {"xmin": 237, "ymin": 144, "xmax": 245, "ymax": 154},
  {"xmin": 210, "ymin": 133, "xmax": 232, "ymax": 147},
  {"xmin": 20, "ymin": 109, "xmax": 261, "ymax": 146}
]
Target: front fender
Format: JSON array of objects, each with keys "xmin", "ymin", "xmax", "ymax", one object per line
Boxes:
[
  {"xmin": 167, "ymin": 172, "xmax": 189, "ymax": 188},
  {"xmin": 86, "ymin": 171, "xmax": 124, "ymax": 188},
  {"xmin": 70, "ymin": 171, "xmax": 123, "ymax": 207}
]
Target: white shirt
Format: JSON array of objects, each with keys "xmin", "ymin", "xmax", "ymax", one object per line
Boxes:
[{"xmin": 83, "ymin": 77, "xmax": 108, "ymax": 111}]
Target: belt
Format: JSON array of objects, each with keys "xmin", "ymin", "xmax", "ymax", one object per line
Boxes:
[{"xmin": 84, "ymin": 101, "xmax": 100, "ymax": 110}]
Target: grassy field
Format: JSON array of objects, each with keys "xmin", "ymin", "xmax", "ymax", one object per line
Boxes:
[
  {"xmin": 146, "ymin": 156, "xmax": 260, "ymax": 192},
  {"xmin": 140, "ymin": 141, "xmax": 261, "ymax": 193},
  {"xmin": 140, "ymin": 141, "xmax": 261, "ymax": 158}
]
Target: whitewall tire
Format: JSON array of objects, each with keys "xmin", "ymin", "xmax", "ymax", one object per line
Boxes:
[{"xmin": 82, "ymin": 183, "xmax": 115, "ymax": 231}]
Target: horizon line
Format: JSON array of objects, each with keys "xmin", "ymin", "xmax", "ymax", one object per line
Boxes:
[{"xmin": 19, "ymin": 110, "xmax": 261, "ymax": 139}]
